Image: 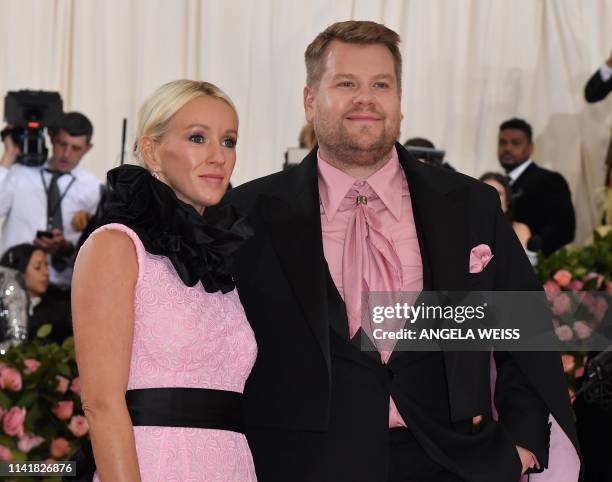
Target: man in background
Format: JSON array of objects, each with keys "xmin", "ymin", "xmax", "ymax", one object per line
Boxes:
[
  {"xmin": 497, "ymin": 118, "xmax": 575, "ymax": 257},
  {"xmin": 584, "ymin": 49, "xmax": 612, "ymax": 103},
  {"xmin": 0, "ymin": 112, "xmax": 102, "ymax": 300}
]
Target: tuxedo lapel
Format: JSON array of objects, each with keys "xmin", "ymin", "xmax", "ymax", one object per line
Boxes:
[
  {"xmin": 397, "ymin": 144, "xmax": 471, "ymax": 291},
  {"xmin": 261, "ymin": 152, "xmax": 331, "ymax": 373},
  {"xmin": 390, "ymin": 145, "xmax": 472, "ymax": 366}
]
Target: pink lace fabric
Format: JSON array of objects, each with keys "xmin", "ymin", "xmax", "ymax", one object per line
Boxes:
[{"xmin": 90, "ymin": 223, "xmax": 258, "ymax": 482}]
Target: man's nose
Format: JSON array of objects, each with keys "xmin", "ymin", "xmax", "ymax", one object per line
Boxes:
[{"xmin": 353, "ymin": 86, "xmax": 375, "ymax": 106}]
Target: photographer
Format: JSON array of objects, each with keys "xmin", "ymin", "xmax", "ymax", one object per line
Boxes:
[{"xmin": 0, "ymin": 112, "xmax": 102, "ymax": 301}]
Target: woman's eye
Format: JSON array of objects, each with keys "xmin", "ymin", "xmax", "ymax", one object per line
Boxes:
[
  {"xmin": 373, "ymin": 82, "xmax": 389, "ymax": 89},
  {"xmin": 189, "ymin": 134, "xmax": 205, "ymax": 144},
  {"xmin": 222, "ymin": 137, "xmax": 237, "ymax": 148},
  {"xmin": 338, "ymin": 81, "xmax": 353, "ymax": 87}
]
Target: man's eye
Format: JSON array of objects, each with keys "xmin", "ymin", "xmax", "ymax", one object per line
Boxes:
[
  {"xmin": 222, "ymin": 137, "xmax": 237, "ymax": 148},
  {"xmin": 189, "ymin": 134, "xmax": 205, "ymax": 144},
  {"xmin": 338, "ymin": 81, "xmax": 353, "ymax": 87},
  {"xmin": 373, "ymin": 82, "xmax": 389, "ymax": 89}
]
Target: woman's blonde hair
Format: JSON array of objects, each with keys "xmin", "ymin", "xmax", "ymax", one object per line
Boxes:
[{"xmin": 134, "ymin": 79, "xmax": 237, "ymax": 164}]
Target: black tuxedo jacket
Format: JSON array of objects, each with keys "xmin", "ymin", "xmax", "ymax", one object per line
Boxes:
[
  {"xmin": 510, "ymin": 162, "xmax": 575, "ymax": 257},
  {"xmin": 584, "ymin": 68, "xmax": 612, "ymax": 103},
  {"xmin": 224, "ymin": 144, "xmax": 580, "ymax": 481}
]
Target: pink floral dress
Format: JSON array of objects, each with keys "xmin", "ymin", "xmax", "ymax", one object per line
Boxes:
[{"xmin": 91, "ymin": 223, "xmax": 258, "ymax": 482}]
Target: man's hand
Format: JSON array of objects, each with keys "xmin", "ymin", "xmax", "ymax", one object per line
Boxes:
[
  {"xmin": 34, "ymin": 229, "xmax": 73, "ymax": 255},
  {"xmin": 1, "ymin": 125, "xmax": 20, "ymax": 168},
  {"xmin": 71, "ymin": 210, "xmax": 92, "ymax": 232},
  {"xmin": 516, "ymin": 445, "xmax": 537, "ymax": 475}
]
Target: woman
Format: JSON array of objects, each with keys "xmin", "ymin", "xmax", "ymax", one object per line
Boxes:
[
  {"xmin": 479, "ymin": 172, "xmax": 532, "ymax": 251},
  {"xmin": 0, "ymin": 244, "xmax": 49, "ymax": 302},
  {"xmin": 0, "ymin": 244, "xmax": 72, "ymax": 342},
  {"xmin": 72, "ymin": 80, "xmax": 256, "ymax": 481}
]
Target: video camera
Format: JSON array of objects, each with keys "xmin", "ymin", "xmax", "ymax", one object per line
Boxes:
[{"xmin": 1, "ymin": 90, "xmax": 63, "ymax": 166}]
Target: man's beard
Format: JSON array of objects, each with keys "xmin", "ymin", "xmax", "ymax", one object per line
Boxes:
[
  {"xmin": 500, "ymin": 158, "xmax": 528, "ymax": 173},
  {"xmin": 314, "ymin": 115, "xmax": 399, "ymax": 167}
]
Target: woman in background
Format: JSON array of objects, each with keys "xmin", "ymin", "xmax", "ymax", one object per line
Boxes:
[
  {"xmin": 0, "ymin": 243, "xmax": 71, "ymax": 342},
  {"xmin": 480, "ymin": 172, "xmax": 533, "ymax": 256},
  {"xmin": 71, "ymin": 80, "xmax": 256, "ymax": 481}
]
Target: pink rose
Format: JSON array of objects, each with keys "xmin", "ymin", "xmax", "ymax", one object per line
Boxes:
[
  {"xmin": 50, "ymin": 438, "xmax": 71, "ymax": 459},
  {"xmin": 553, "ymin": 270, "xmax": 572, "ymax": 287},
  {"xmin": 562, "ymin": 354, "xmax": 575, "ymax": 373},
  {"xmin": 56, "ymin": 376, "xmax": 69, "ymax": 394},
  {"xmin": 51, "ymin": 401, "xmax": 73, "ymax": 421},
  {"xmin": 593, "ymin": 297, "xmax": 609, "ymax": 323},
  {"xmin": 573, "ymin": 321, "xmax": 592, "ymax": 340},
  {"xmin": 606, "ymin": 281, "xmax": 612, "ymax": 294},
  {"xmin": 568, "ymin": 279, "xmax": 584, "ymax": 292},
  {"xmin": 0, "ymin": 367, "xmax": 23, "ymax": 391},
  {"xmin": 585, "ymin": 272, "xmax": 604, "ymax": 289},
  {"xmin": 0, "ymin": 445, "xmax": 13, "ymax": 462},
  {"xmin": 551, "ymin": 293, "xmax": 571, "ymax": 316},
  {"xmin": 17, "ymin": 433, "xmax": 45, "ymax": 453},
  {"xmin": 575, "ymin": 366, "xmax": 585, "ymax": 378},
  {"xmin": 3, "ymin": 407, "xmax": 26, "ymax": 437},
  {"xmin": 67, "ymin": 415, "xmax": 89, "ymax": 437},
  {"xmin": 23, "ymin": 359, "xmax": 41, "ymax": 375},
  {"xmin": 543, "ymin": 280, "xmax": 561, "ymax": 297},
  {"xmin": 70, "ymin": 377, "xmax": 81, "ymax": 396},
  {"xmin": 555, "ymin": 325, "xmax": 574, "ymax": 342},
  {"xmin": 582, "ymin": 292, "xmax": 596, "ymax": 312}
]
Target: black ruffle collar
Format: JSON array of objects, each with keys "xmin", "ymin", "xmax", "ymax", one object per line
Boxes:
[{"xmin": 100, "ymin": 164, "xmax": 252, "ymax": 294}]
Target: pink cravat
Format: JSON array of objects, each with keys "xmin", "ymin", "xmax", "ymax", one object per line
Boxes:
[{"xmin": 341, "ymin": 182, "xmax": 403, "ymax": 359}]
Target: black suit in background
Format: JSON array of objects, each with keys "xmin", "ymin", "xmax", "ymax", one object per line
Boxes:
[
  {"xmin": 584, "ymin": 68, "xmax": 612, "ymax": 103},
  {"xmin": 510, "ymin": 162, "xmax": 575, "ymax": 257},
  {"xmin": 223, "ymin": 144, "xmax": 580, "ymax": 482}
]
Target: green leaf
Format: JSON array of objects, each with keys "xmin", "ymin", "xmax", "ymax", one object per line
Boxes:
[
  {"xmin": 61, "ymin": 337, "xmax": 75, "ymax": 352},
  {"xmin": 0, "ymin": 390, "xmax": 11, "ymax": 409},
  {"xmin": 56, "ymin": 363, "xmax": 72, "ymax": 378},
  {"xmin": 36, "ymin": 324, "xmax": 53, "ymax": 339},
  {"xmin": 17, "ymin": 389, "xmax": 39, "ymax": 408},
  {"xmin": 0, "ymin": 434, "xmax": 16, "ymax": 448}
]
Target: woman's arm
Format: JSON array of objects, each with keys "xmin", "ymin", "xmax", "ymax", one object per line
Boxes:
[{"xmin": 72, "ymin": 229, "xmax": 140, "ymax": 482}]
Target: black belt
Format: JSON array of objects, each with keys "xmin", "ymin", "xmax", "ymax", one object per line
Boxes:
[{"xmin": 64, "ymin": 387, "xmax": 244, "ymax": 481}]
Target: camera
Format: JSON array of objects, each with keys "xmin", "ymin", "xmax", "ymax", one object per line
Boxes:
[{"xmin": 1, "ymin": 90, "xmax": 63, "ymax": 166}]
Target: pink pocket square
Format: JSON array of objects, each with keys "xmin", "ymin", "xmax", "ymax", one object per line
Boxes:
[{"xmin": 469, "ymin": 244, "xmax": 493, "ymax": 273}]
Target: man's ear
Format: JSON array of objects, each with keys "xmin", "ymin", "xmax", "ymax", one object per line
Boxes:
[
  {"xmin": 304, "ymin": 85, "xmax": 315, "ymax": 123},
  {"xmin": 139, "ymin": 136, "xmax": 160, "ymax": 172},
  {"xmin": 84, "ymin": 143, "xmax": 93, "ymax": 156}
]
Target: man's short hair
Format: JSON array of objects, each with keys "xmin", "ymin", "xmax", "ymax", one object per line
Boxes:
[
  {"xmin": 499, "ymin": 118, "xmax": 532, "ymax": 143},
  {"xmin": 55, "ymin": 112, "xmax": 94, "ymax": 143},
  {"xmin": 305, "ymin": 20, "xmax": 402, "ymax": 89}
]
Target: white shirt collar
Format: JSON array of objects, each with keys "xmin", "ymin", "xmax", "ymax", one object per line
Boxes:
[{"xmin": 508, "ymin": 159, "xmax": 533, "ymax": 184}]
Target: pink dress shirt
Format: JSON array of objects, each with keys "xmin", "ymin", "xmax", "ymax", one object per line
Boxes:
[{"xmin": 318, "ymin": 147, "xmax": 423, "ymax": 428}]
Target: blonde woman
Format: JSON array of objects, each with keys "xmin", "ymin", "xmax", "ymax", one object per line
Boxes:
[{"xmin": 71, "ymin": 80, "xmax": 256, "ymax": 481}]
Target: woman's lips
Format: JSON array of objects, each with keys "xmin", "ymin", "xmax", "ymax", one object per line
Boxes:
[{"xmin": 200, "ymin": 174, "xmax": 224, "ymax": 183}]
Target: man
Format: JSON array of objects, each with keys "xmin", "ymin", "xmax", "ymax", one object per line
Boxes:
[
  {"xmin": 584, "ymin": 49, "xmax": 612, "ymax": 103},
  {"xmin": 497, "ymin": 118, "xmax": 575, "ymax": 257},
  {"xmin": 0, "ymin": 112, "xmax": 102, "ymax": 295},
  {"xmin": 225, "ymin": 21, "xmax": 580, "ymax": 481}
]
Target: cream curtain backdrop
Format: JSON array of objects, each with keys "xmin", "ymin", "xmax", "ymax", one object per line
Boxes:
[{"xmin": 0, "ymin": 0, "xmax": 611, "ymax": 243}]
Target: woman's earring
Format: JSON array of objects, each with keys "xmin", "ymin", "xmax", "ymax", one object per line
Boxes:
[{"xmin": 152, "ymin": 171, "xmax": 161, "ymax": 180}]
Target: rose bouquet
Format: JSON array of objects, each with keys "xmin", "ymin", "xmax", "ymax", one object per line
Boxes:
[
  {"xmin": 0, "ymin": 325, "xmax": 87, "ymax": 482},
  {"xmin": 536, "ymin": 227, "xmax": 612, "ymax": 397}
]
